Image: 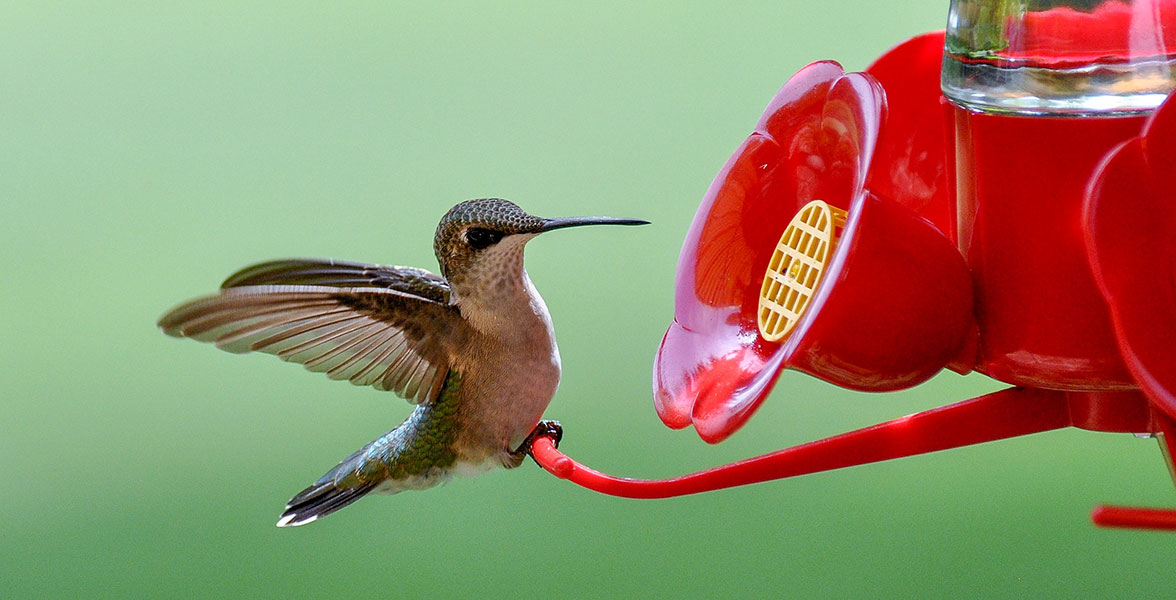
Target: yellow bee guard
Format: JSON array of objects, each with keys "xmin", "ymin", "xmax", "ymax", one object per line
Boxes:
[{"xmin": 757, "ymin": 200, "xmax": 847, "ymax": 342}]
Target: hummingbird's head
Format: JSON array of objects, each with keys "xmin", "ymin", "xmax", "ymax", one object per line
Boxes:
[{"xmin": 433, "ymin": 198, "xmax": 647, "ymax": 302}]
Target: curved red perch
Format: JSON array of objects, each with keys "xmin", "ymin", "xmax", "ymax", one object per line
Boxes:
[
  {"xmin": 533, "ymin": 388, "xmax": 1165, "ymax": 510},
  {"xmin": 1091, "ymin": 506, "xmax": 1176, "ymax": 532}
]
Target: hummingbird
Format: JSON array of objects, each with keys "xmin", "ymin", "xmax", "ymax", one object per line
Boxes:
[{"xmin": 158, "ymin": 198, "xmax": 647, "ymax": 527}]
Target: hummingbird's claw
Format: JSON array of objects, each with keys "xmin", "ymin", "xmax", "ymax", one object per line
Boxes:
[
  {"xmin": 533, "ymin": 420, "xmax": 563, "ymax": 447},
  {"xmin": 518, "ymin": 420, "xmax": 563, "ymax": 466}
]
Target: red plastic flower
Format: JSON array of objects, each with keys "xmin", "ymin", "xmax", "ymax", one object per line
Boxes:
[
  {"xmin": 1085, "ymin": 90, "xmax": 1176, "ymax": 420},
  {"xmin": 652, "ymin": 33, "xmax": 963, "ymax": 443}
]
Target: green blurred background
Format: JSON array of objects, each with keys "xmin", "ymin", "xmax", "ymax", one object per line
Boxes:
[{"xmin": 4, "ymin": 2, "xmax": 1174, "ymax": 598}]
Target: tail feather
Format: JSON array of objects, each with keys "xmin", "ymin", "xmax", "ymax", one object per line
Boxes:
[
  {"xmin": 274, "ymin": 407, "xmax": 451, "ymax": 527},
  {"xmin": 276, "ymin": 478, "xmax": 380, "ymax": 527}
]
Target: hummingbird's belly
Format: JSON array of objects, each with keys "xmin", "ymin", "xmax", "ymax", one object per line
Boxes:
[
  {"xmin": 456, "ymin": 343, "xmax": 561, "ymax": 456},
  {"xmin": 450, "ymin": 455, "xmax": 503, "ymax": 477},
  {"xmin": 452, "ymin": 269, "xmax": 562, "ymax": 459}
]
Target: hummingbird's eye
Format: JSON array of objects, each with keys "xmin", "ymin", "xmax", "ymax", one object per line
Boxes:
[{"xmin": 465, "ymin": 227, "xmax": 504, "ymax": 250}]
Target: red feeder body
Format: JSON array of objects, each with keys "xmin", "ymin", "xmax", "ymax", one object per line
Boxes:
[
  {"xmin": 530, "ymin": 1, "xmax": 1176, "ymax": 534},
  {"xmin": 952, "ymin": 108, "xmax": 1143, "ymax": 390}
]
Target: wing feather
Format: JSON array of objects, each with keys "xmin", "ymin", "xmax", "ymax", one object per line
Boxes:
[
  {"xmin": 348, "ymin": 334, "xmax": 404, "ymax": 386},
  {"xmin": 220, "ymin": 258, "xmax": 450, "ymax": 304},
  {"xmin": 246, "ymin": 311, "xmax": 360, "ymax": 351},
  {"xmin": 325, "ymin": 329, "xmax": 392, "ymax": 381},
  {"xmin": 159, "ymin": 282, "xmax": 465, "ymax": 405},
  {"xmin": 179, "ymin": 300, "xmax": 340, "ymax": 338}
]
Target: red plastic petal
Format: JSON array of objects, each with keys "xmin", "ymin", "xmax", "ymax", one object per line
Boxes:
[
  {"xmin": 865, "ymin": 31, "xmax": 953, "ymax": 238},
  {"xmin": 1085, "ymin": 94, "xmax": 1176, "ymax": 418},
  {"xmin": 1143, "ymin": 88, "xmax": 1176, "ymax": 189},
  {"xmin": 653, "ymin": 62, "xmax": 884, "ymax": 442}
]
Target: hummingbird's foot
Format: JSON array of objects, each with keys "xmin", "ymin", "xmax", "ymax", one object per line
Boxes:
[
  {"xmin": 513, "ymin": 420, "xmax": 563, "ymax": 467},
  {"xmin": 527, "ymin": 420, "xmax": 563, "ymax": 448}
]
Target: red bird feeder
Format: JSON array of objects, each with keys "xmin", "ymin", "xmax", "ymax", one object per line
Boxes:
[{"xmin": 529, "ymin": 0, "xmax": 1176, "ymax": 532}]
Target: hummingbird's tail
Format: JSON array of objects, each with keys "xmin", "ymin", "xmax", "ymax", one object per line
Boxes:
[
  {"xmin": 276, "ymin": 442, "xmax": 384, "ymax": 528},
  {"xmin": 276, "ymin": 408, "xmax": 454, "ymax": 527},
  {"xmin": 277, "ymin": 477, "xmax": 380, "ymax": 528}
]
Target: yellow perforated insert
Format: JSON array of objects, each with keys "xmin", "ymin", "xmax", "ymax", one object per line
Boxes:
[{"xmin": 757, "ymin": 200, "xmax": 847, "ymax": 342}]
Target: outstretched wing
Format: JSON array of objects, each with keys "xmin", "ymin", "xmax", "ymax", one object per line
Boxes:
[
  {"xmin": 158, "ymin": 283, "xmax": 466, "ymax": 405},
  {"xmin": 220, "ymin": 258, "xmax": 450, "ymax": 304}
]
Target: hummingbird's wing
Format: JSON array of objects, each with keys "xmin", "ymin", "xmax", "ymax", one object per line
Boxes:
[
  {"xmin": 218, "ymin": 258, "xmax": 450, "ymax": 304},
  {"xmin": 158, "ymin": 284, "xmax": 466, "ymax": 405}
]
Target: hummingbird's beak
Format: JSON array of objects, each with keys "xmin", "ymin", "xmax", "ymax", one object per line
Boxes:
[{"xmin": 536, "ymin": 216, "xmax": 650, "ymax": 233}]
